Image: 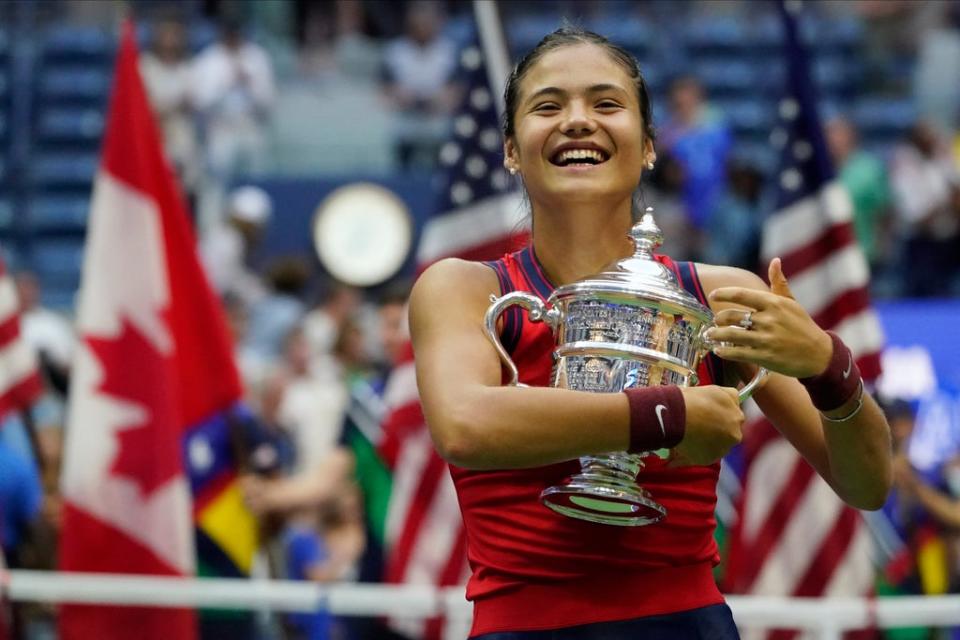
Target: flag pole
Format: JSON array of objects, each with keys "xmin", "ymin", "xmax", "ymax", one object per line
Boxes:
[{"xmin": 472, "ymin": 0, "xmax": 510, "ymax": 119}]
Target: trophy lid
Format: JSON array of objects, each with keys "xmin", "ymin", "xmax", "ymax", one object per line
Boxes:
[{"xmin": 551, "ymin": 209, "xmax": 712, "ymax": 321}]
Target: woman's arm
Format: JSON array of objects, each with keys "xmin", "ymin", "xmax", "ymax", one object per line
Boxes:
[
  {"xmin": 410, "ymin": 258, "xmax": 744, "ymax": 470},
  {"xmin": 697, "ymin": 260, "xmax": 892, "ymax": 510}
]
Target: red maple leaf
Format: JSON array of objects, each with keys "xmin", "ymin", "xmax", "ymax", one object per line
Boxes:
[{"xmin": 87, "ymin": 316, "xmax": 182, "ymax": 497}]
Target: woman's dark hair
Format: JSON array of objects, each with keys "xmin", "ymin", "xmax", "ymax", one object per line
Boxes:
[{"xmin": 502, "ymin": 27, "xmax": 655, "ymax": 143}]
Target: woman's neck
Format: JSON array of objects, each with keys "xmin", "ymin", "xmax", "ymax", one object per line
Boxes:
[{"xmin": 530, "ymin": 199, "xmax": 635, "ymax": 286}]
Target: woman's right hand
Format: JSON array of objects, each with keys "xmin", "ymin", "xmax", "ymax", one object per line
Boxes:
[{"xmin": 670, "ymin": 386, "xmax": 745, "ymax": 466}]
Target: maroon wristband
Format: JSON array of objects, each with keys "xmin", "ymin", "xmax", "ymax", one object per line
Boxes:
[
  {"xmin": 623, "ymin": 385, "xmax": 686, "ymax": 453},
  {"xmin": 798, "ymin": 331, "xmax": 862, "ymax": 411}
]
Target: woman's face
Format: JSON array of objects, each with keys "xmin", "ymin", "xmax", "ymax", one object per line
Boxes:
[{"xmin": 505, "ymin": 43, "xmax": 654, "ymax": 209}]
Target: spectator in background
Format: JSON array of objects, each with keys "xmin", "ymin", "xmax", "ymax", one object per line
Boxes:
[
  {"xmin": 912, "ymin": 2, "xmax": 960, "ymax": 137},
  {"xmin": 140, "ymin": 18, "xmax": 201, "ymax": 205},
  {"xmin": 15, "ymin": 271, "xmax": 75, "ymax": 394},
  {"xmin": 825, "ymin": 116, "xmax": 894, "ymax": 272},
  {"xmin": 0, "ymin": 436, "xmax": 42, "ymax": 567},
  {"xmin": 302, "ymin": 282, "xmax": 361, "ymax": 370},
  {"xmin": 191, "ymin": 16, "xmax": 276, "ymax": 232},
  {"xmin": 244, "ymin": 257, "xmax": 309, "ymax": 363},
  {"xmin": 889, "ymin": 121, "xmax": 960, "ymax": 297},
  {"xmin": 381, "ymin": 1, "xmax": 461, "ymax": 170},
  {"xmin": 201, "ymin": 185, "xmax": 272, "ymax": 309},
  {"xmin": 641, "ymin": 152, "xmax": 698, "ymax": 261},
  {"xmin": 659, "ymin": 75, "xmax": 732, "ymax": 236},
  {"xmin": 702, "ymin": 159, "xmax": 762, "ymax": 271}
]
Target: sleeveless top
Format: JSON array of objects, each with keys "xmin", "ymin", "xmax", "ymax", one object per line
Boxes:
[{"xmin": 450, "ymin": 246, "xmax": 728, "ymax": 637}]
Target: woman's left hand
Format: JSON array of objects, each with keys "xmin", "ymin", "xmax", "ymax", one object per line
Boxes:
[{"xmin": 706, "ymin": 258, "xmax": 834, "ymax": 379}]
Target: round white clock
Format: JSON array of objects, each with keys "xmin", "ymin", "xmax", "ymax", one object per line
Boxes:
[{"xmin": 312, "ymin": 183, "xmax": 413, "ymax": 287}]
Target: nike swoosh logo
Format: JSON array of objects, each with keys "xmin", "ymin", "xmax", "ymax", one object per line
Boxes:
[
  {"xmin": 655, "ymin": 404, "xmax": 667, "ymax": 437},
  {"xmin": 843, "ymin": 354, "xmax": 853, "ymax": 379}
]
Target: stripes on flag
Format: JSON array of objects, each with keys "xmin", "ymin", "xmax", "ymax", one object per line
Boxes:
[
  {"xmin": 0, "ymin": 257, "xmax": 44, "ymax": 420},
  {"xmin": 723, "ymin": 4, "xmax": 883, "ymax": 637}
]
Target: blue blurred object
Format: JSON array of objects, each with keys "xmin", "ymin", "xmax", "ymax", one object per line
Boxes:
[
  {"xmin": 0, "ymin": 197, "xmax": 12, "ymax": 232},
  {"xmin": 41, "ymin": 25, "xmax": 114, "ymax": 62},
  {"xmin": 36, "ymin": 108, "xmax": 105, "ymax": 146},
  {"xmin": 38, "ymin": 68, "xmax": 110, "ymax": 105},
  {"xmin": 28, "ymin": 196, "xmax": 89, "ymax": 231},
  {"xmin": 30, "ymin": 152, "xmax": 98, "ymax": 190},
  {"xmin": 877, "ymin": 300, "xmax": 960, "ymax": 389}
]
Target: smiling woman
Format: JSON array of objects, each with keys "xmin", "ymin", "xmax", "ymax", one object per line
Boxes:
[{"xmin": 408, "ymin": 27, "xmax": 892, "ymax": 640}]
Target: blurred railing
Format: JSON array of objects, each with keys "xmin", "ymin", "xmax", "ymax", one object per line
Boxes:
[{"xmin": 3, "ymin": 570, "xmax": 959, "ymax": 640}]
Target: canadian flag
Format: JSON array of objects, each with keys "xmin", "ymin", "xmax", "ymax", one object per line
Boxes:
[{"xmin": 58, "ymin": 21, "xmax": 242, "ymax": 639}]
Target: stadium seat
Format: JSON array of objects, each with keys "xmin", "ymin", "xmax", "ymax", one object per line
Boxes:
[
  {"xmin": 692, "ymin": 58, "xmax": 758, "ymax": 96},
  {"xmin": 36, "ymin": 108, "xmax": 104, "ymax": 146},
  {"xmin": 31, "ymin": 239, "xmax": 86, "ymax": 289},
  {"xmin": 37, "ymin": 68, "xmax": 110, "ymax": 105},
  {"xmin": 41, "ymin": 25, "xmax": 114, "ymax": 63},
  {"xmin": 30, "ymin": 152, "xmax": 98, "ymax": 191},
  {"xmin": 27, "ymin": 195, "xmax": 89, "ymax": 231},
  {"xmin": 718, "ymin": 98, "xmax": 776, "ymax": 137},
  {"xmin": 852, "ymin": 97, "xmax": 916, "ymax": 141},
  {"xmin": 0, "ymin": 198, "xmax": 12, "ymax": 232},
  {"xmin": 682, "ymin": 16, "xmax": 749, "ymax": 54}
]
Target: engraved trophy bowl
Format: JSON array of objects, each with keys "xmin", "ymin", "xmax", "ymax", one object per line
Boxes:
[{"xmin": 484, "ymin": 210, "xmax": 767, "ymax": 527}]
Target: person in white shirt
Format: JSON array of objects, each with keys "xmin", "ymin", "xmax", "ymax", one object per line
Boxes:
[{"xmin": 190, "ymin": 17, "xmax": 276, "ymax": 232}]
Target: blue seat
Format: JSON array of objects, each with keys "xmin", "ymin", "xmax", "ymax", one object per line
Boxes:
[
  {"xmin": 42, "ymin": 25, "xmax": 114, "ymax": 62},
  {"xmin": 31, "ymin": 152, "xmax": 98, "ymax": 190},
  {"xmin": 683, "ymin": 16, "xmax": 750, "ymax": 53},
  {"xmin": 719, "ymin": 99, "xmax": 776, "ymax": 136},
  {"xmin": 692, "ymin": 58, "xmax": 758, "ymax": 95},
  {"xmin": 37, "ymin": 108, "xmax": 104, "ymax": 145},
  {"xmin": 0, "ymin": 198, "xmax": 12, "ymax": 231},
  {"xmin": 38, "ymin": 68, "xmax": 110, "ymax": 104},
  {"xmin": 853, "ymin": 98, "xmax": 916, "ymax": 137},
  {"xmin": 586, "ymin": 16, "xmax": 654, "ymax": 57},
  {"xmin": 507, "ymin": 16, "xmax": 558, "ymax": 55},
  {"xmin": 31, "ymin": 239, "xmax": 86, "ymax": 286},
  {"xmin": 28, "ymin": 196, "xmax": 89, "ymax": 231}
]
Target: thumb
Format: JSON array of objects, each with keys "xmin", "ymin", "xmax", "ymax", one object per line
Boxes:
[{"xmin": 768, "ymin": 257, "xmax": 795, "ymax": 300}]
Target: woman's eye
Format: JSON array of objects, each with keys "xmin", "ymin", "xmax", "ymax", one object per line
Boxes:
[
  {"xmin": 597, "ymin": 101, "xmax": 621, "ymax": 109},
  {"xmin": 533, "ymin": 103, "xmax": 559, "ymax": 112}
]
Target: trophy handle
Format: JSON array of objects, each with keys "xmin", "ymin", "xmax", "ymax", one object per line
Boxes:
[
  {"xmin": 484, "ymin": 291, "xmax": 557, "ymax": 387},
  {"xmin": 701, "ymin": 325, "xmax": 769, "ymax": 405}
]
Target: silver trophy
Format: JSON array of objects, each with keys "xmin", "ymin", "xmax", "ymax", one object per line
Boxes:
[{"xmin": 484, "ymin": 210, "xmax": 767, "ymax": 526}]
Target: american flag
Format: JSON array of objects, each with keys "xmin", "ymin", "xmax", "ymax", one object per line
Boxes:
[
  {"xmin": 723, "ymin": 3, "xmax": 884, "ymax": 638},
  {"xmin": 380, "ymin": 22, "xmax": 526, "ymax": 640},
  {"xmin": 0, "ymin": 254, "xmax": 44, "ymax": 420}
]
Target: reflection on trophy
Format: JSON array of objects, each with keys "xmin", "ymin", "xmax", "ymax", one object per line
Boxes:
[{"xmin": 484, "ymin": 210, "xmax": 766, "ymax": 527}]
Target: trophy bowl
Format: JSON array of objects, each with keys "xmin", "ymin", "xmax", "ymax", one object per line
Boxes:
[{"xmin": 484, "ymin": 211, "xmax": 766, "ymax": 526}]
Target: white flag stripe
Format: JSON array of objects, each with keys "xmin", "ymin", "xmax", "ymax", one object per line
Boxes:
[
  {"xmin": 831, "ymin": 309, "xmax": 885, "ymax": 359},
  {"xmin": 383, "ymin": 361, "xmax": 419, "ymax": 410},
  {"xmin": 417, "ymin": 191, "xmax": 526, "ymax": 264},
  {"xmin": 384, "ymin": 427, "xmax": 434, "ymax": 550},
  {"xmin": 403, "ymin": 473, "xmax": 462, "ymax": 587},
  {"xmin": 787, "ymin": 245, "xmax": 870, "ymax": 318},
  {"xmin": 761, "ymin": 182, "xmax": 853, "ymax": 260},
  {"xmin": 822, "ymin": 522, "xmax": 874, "ymax": 598},
  {"xmin": 0, "ymin": 339, "xmax": 39, "ymax": 394},
  {"xmin": 0, "ymin": 278, "xmax": 19, "ymax": 326},
  {"xmin": 741, "ymin": 439, "xmax": 797, "ymax": 541},
  {"xmin": 751, "ymin": 472, "xmax": 844, "ymax": 596}
]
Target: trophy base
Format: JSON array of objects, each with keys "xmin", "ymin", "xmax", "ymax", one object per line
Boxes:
[{"xmin": 540, "ymin": 475, "xmax": 666, "ymax": 527}]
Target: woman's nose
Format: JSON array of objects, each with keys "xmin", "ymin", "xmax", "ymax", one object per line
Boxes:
[{"xmin": 561, "ymin": 103, "xmax": 596, "ymax": 136}]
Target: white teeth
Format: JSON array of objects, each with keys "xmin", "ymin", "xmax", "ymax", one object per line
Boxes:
[{"xmin": 556, "ymin": 148, "xmax": 605, "ymax": 164}]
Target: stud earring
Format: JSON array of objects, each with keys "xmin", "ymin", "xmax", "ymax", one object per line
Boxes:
[
  {"xmin": 509, "ymin": 167, "xmax": 518, "ymax": 176},
  {"xmin": 646, "ymin": 162, "xmax": 655, "ymax": 170}
]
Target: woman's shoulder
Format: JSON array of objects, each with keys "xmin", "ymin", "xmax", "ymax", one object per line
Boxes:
[
  {"xmin": 694, "ymin": 262, "xmax": 768, "ymax": 299},
  {"xmin": 411, "ymin": 258, "xmax": 501, "ymax": 308}
]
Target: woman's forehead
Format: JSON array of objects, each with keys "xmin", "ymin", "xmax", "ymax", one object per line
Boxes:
[{"xmin": 520, "ymin": 43, "xmax": 632, "ymax": 98}]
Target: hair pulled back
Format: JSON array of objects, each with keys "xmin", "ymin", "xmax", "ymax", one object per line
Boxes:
[{"xmin": 502, "ymin": 26, "xmax": 655, "ymax": 144}]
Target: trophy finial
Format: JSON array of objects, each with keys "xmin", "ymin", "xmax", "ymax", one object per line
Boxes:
[{"xmin": 629, "ymin": 207, "xmax": 663, "ymax": 258}]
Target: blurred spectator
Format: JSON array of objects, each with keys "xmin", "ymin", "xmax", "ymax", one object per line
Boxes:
[
  {"xmin": 303, "ymin": 282, "xmax": 361, "ymax": 367},
  {"xmin": 912, "ymin": 3, "xmax": 960, "ymax": 137},
  {"xmin": 0, "ymin": 436, "xmax": 42, "ymax": 566},
  {"xmin": 201, "ymin": 185, "xmax": 272, "ymax": 308},
  {"xmin": 298, "ymin": 0, "xmax": 382, "ymax": 83},
  {"xmin": 191, "ymin": 16, "xmax": 276, "ymax": 231},
  {"xmin": 702, "ymin": 160, "xmax": 762, "ymax": 270},
  {"xmin": 140, "ymin": 18, "xmax": 201, "ymax": 202},
  {"xmin": 15, "ymin": 271, "xmax": 75, "ymax": 393},
  {"xmin": 640, "ymin": 153, "xmax": 697, "ymax": 260},
  {"xmin": 889, "ymin": 121, "xmax": 960, "ymax": 297},
  {"xmin": 381, "ymin": 1, "xmax": 461, "ymax": 170},
  {"xmin": 275, "ymin": 326, "xmax": 349, "ymax": 473},
  {"xmin": 825, "ymin": 116, "xmax": 894, "ymax": 270},
  {"xmin": 282, "ymin": 488, "xmax": 365, "ymax": 640},
  {"xmin": 659, "ymin": 76, "xmax": 733, "ymax": 233},
  {"xmin": 244, "ymin": 257, "xmax": 309, "ymax": 362}
]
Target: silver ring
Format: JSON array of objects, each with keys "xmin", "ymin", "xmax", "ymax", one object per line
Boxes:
[{"xmin": 739, "ymin": 310, "xmax": 754, "ymax": 330}]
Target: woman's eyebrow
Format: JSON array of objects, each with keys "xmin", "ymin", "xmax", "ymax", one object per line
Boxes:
[{"xmin": 526, "ymin": 83, "xmax": 628, "ymax": 103}]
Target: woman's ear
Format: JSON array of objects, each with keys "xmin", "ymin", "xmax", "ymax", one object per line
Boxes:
[{"xmin": 503, "ymin": 138, "xmax": 519, "ymax": 173}]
